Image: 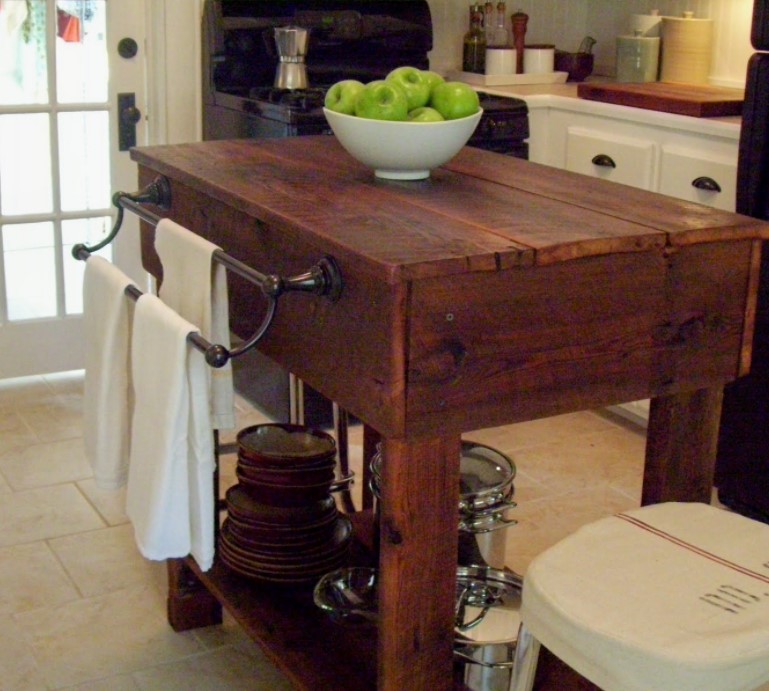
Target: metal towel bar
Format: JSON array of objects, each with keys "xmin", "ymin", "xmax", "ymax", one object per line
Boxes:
[{"xmin": 72, "ymin": 176, "xmax": 343, "ymax": 368}]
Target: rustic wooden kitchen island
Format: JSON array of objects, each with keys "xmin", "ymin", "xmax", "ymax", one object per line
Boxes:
[{"xmin": 131, "ymin": 137, "xmax": 769, "ymax": 690}]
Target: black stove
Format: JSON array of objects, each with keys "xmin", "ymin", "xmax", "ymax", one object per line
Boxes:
[
  {"xmin": 203, "ymin": 0, "xmax": 529, "ymax": 155},
  {"xmin": 201, "ymin": 0, "xmax": 529, "ymax": 425}
]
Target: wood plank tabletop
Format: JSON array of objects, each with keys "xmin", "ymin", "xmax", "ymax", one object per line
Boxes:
[{"xmin": 131, "ymin": 137, "xmax": 768, "ymax": 283}]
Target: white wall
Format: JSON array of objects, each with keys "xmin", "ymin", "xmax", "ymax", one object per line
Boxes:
[{"xmin": 427, "ymin": 0, "xmax": 754, "ymax": 87}]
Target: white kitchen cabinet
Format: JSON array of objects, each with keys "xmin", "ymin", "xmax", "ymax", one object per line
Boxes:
[
  {"xmin": 659, "ymin": 145, "xmax": 737, "ymax": 211},
  {"xmin": 529, "ymin": 101, "xmax": 739, "ymax": 212},
  {"xmin": 564, "ymin": 126, "xmax": 656, "ymax": 189},
  {"xmin": 523, "ymin": 96, "xmax": 741, "ymax": 426}
]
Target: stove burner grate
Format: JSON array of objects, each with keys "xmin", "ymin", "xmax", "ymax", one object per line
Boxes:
[{"xmin": 248, "ymin": 87, "xmax": 327, "ymax": 112}]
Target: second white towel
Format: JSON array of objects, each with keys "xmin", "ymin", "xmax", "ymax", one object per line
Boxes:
[{"xmin": 126, "ymin": 293, "xmax": 216, "ymax": 571}]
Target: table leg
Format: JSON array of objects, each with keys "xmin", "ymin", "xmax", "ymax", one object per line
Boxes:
[
  {"xmin": 377, "ymin": 435, "xmax": 461, "ymax": 691},
  {"xmin": 642, "ymin": 387, "xmax": 724, "ymax": 505},
  {"xmin": 166, "ymin": 557, "xmax": 222, "ymax": 632}
]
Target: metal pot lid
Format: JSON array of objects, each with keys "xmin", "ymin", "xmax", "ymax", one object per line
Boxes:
[
  {"xmin": 459, "ymin": 441, "xmax": 516, "ymax": 496},
  {"xmin": 371, "ymin": 441, "xmax": 515, "ymax": 495},
  {"xmin": 455, "ymin": 566, "xmax": 522, "ymax": 645}
]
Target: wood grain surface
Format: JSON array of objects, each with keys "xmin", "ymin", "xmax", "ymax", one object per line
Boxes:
[{"xmin": 577, "ymin": 81, "xmax": 744, "ymax": 117}]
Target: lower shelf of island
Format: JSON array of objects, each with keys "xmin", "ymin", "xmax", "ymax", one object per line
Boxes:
[{"xmin": 184, "ymin": 510, "xmax": 378, "ymax": 690}]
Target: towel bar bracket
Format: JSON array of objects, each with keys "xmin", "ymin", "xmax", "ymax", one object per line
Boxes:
[
  {"xmin": 265, "ymin": 256, "xmax": 343, "ymax": 302},
  {"xmin": 71, "ymin": 177, "xmax": 171, "ymax": 260},
  {"xmin": 74, "ymin": 175, "xmax": 344, "ymax": 368}
]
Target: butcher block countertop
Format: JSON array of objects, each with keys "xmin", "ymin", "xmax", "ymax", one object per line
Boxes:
[
  {"xmin": 133, "ymin": 137, "xmax": 759, "ymax": 281},
  {"xmin": 576, "ymin": 81, "xmax": 745, "ymax": 117},
  {"xmin": 132, "ymin": 137, "xmax": 769, "ymax": 691}
]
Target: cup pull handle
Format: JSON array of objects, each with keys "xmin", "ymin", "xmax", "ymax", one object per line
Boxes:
[
  {"xmin": 591, "ymin": 153, "xmax": 616, "ymax": 168},
  {"xmin": 692, "ymin": 176, "xmax": 721, "ymax": 193}
]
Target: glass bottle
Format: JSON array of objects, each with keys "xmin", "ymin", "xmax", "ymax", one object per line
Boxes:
[
  {"xmin": 463, "ymin": 10, "xmax": 487, "ymax": 74},
  {"xmin": 493, "ymin": 2, "xmax": 509, "ymax": 47},
  {"xmin": 484, "ymin": 2, "xmax": 495, "ymax": 45}
]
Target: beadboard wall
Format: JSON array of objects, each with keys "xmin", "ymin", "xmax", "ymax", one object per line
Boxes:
[{"xmin": 427, "ymin": 0, "xmax": 754, "ymax": 87}]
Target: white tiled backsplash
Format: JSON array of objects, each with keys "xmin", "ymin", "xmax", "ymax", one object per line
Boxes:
[{"xmin": 427, "ymin": 0, "xmax": 754, "ymax": 87}]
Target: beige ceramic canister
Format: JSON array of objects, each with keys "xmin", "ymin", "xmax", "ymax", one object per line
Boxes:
[
  {"xmin": 660, "ymin": 11, "xmax": 713, "ymax": 84},
  {"xmin": 630, "ymin": 9, "xmax": 662, "ymax": 37},
  {"xmin": 616, "ymin": 30, "xmax": 660, "ymax": 82}
]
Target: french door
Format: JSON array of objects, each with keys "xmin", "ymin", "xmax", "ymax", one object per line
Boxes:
[{"xmin": 0, "ymin": 0, "xmax": 148, "ymax": 378}]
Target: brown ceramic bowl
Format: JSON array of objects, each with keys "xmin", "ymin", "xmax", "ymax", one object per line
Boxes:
[
  {"xmin": 236, "ymin": 456, "xmax": 336, "ymax": 487},
  {"xmin": 236, "ymin": 469, "xmax": 334, "ymax": 507},
  {"xmin": 554, "ymin": 50, "xmax": 594, "ymax": 82},
  {"xmin": 226, "ymin": 516, "xmax": 339, "ymax": 550},
  {"xmin": 225, "ymin": 484, "xmax": 337, "ymax": 526},
  {"xmin": 237, "ymin": 423, "xmax": 337, "ymax": 468}
]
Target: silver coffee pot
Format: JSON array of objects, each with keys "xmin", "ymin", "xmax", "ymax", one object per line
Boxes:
[{"xmin": 274, "ymin": 26, "xmax": 309, "ymax": 90}]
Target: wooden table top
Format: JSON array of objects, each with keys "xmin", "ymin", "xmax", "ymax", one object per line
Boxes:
[{"xmin": 132, "ymin": 137, "xmax": 769, "ymax": 284}]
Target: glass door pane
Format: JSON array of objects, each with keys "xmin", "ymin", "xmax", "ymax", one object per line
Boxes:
[{"xmin": 0, "ymin": 0, "xmax": 112, "ymax": 376}]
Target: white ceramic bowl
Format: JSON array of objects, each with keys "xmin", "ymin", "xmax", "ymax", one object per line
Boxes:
[{"xmin": 323, "ymin": 108, "xmax": 483, "ymax": 180}]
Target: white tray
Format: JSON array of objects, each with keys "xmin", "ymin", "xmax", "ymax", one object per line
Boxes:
[{"xmin": 447, "ymin": 71, "xmax": 569, "ymax": 86}]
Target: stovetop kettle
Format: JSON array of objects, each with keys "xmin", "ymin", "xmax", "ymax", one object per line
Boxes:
[{"xmin": 274, "ymin": 26, "xmax": 309, "ymax": 90}]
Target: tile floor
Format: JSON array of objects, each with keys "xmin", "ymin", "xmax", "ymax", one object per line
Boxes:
[{"xmin": 0, "ymin": 370, "xmax": 711, "ymax": 689}]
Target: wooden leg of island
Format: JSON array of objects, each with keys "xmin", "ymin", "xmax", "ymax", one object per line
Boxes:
[
  {"xmin": 377, "ymin": 435, "xmax": 462, "ymax": 691},
  {"xmin": 642, "ymin": 387, "xmax": 724, "ymax": 505},
  {"xmin": 166, "ymin": 557, "xmax": 222, "ymax": 631}
]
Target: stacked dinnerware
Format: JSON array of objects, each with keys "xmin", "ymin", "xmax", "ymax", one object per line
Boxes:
[{"xmin": 220, "ymin": 423, "xmax": 352, "ymax": 584}]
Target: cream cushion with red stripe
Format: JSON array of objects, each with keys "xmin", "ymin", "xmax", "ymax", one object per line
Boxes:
[{"xmin": 521, "ymin": 502, "xmax": 769, "ymax": 691}]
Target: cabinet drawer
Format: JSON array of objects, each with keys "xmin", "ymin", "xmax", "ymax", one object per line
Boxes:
[
  {"xmin": 565, "ymin": 126, "xmax": 656, "ymax": 190},
  {"xmin": 659, "ymin": 146, "xmax": 737, "ymax": 211}
]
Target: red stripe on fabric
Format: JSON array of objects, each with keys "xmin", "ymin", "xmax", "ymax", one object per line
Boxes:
[{"xmin": 616, "ymin": 513, "xmax": 769, "ymax": 586}]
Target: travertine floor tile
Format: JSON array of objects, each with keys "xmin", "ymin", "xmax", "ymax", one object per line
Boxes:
[
  {"xmin": 69, "ymin": 674, "xmax": 141, "ymax": 690},
  {"xmin": 0, "ymin": 485, "xmax": 104, "ymax": 547},
  {"xmin": 14, "ymin": 584, "xmax": 204, "ymax": 688},
  {"xmin": 0, "ymin": 542, "xmax": 79, "ymax": 615},
  {"xmin": 131, "ymin": 642, "xmax": 293, "ymax": 690},
  {"xmin": 469, "ymin": 410, "xmax": 620, "ymax": 453},
  {"xmin": 48, "ymin": 524, "xmax": 159, "ymax": 599},
  {"xmin": 0, "ymin": 409, "xmax": 36, "ymax": 450},
  {"xmin": 0, "ymin": 614, "xmax": 48, "ymax": 690},
  {"xmin": 77, "ymin": 479, "xmax": 129, "ymax": 526},
  {"xmin": 0, "ymin": 437, "xmax": 92, "ymax": 490}
]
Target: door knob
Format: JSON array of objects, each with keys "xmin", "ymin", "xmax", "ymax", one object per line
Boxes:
[
  {"xmin": 117, "ymin": 93, "xmax": 141, "ymax": 151},
  {"xmin": 117, "ymin": 37, "xmax": 139, "ymax": 59},
  {"xmin": 121, "ymin": 105, "xmax": 141, "ymax": 126}
]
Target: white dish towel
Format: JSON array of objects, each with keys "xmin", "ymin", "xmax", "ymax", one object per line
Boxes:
[
  {"xmin": 82, "ymin": 255, "xmax": 136, "ymax": 490},
  {"xmin": 155, "ymin": 218, "xmax": 235, "ymax": 430},
  {"xmin": 126, "ymin": 293, "xmax": 216, "ymax": 571}
]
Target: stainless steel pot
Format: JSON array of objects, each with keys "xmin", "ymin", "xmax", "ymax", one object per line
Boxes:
[
  {"xmin": 370, "ymin": 441, "xmax": 517, "ymax": 569},
  {"xmin": 314, "ymin": 564, "xmax": 523, "ymax": 691},
  {"xmin": 455, "ymin": 565, "xmax": 522, "ymax": 691}
]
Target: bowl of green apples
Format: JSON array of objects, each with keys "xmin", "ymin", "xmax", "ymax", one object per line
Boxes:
[{"xmin": 323, "ymin": 67, "xmax": 482, "ymax": 181}]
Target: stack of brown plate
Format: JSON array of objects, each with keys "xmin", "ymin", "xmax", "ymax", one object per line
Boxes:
[{"xmin": 220, "ymin": 423, "xmax": 352, "ymax": 584}]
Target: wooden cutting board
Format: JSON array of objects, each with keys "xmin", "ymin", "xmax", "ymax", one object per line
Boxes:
[{"xmin": 577, "ymin": 81, "xmax": 744, "ymax": 117}]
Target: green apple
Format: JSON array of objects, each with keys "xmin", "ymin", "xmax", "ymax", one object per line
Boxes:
[
  {"xmin": 354, "ymin": 80, "xmax": 409, "ymax": 121},
  {"xmin": 324, "ymin": 79, "xmax": 365, "ymax": 115},
  {"xmin": 407, "ymin": 106, "xmax": 445, "ymax": 122},
  {"xmin": 385, "ymin": 66, "xmax": 431, "ymax": 111},
  {"xmin": 429, "ymin": 81, "xmax": 480, "ymax": 120},
  {"xmin": 422, "ymin": 70, "xmax": 445, "ymax": 93}
]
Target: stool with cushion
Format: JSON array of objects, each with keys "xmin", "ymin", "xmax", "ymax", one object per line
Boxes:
[{"xmin": 510, "ymin": 502, "xmax": 769, "ymax": 691}]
